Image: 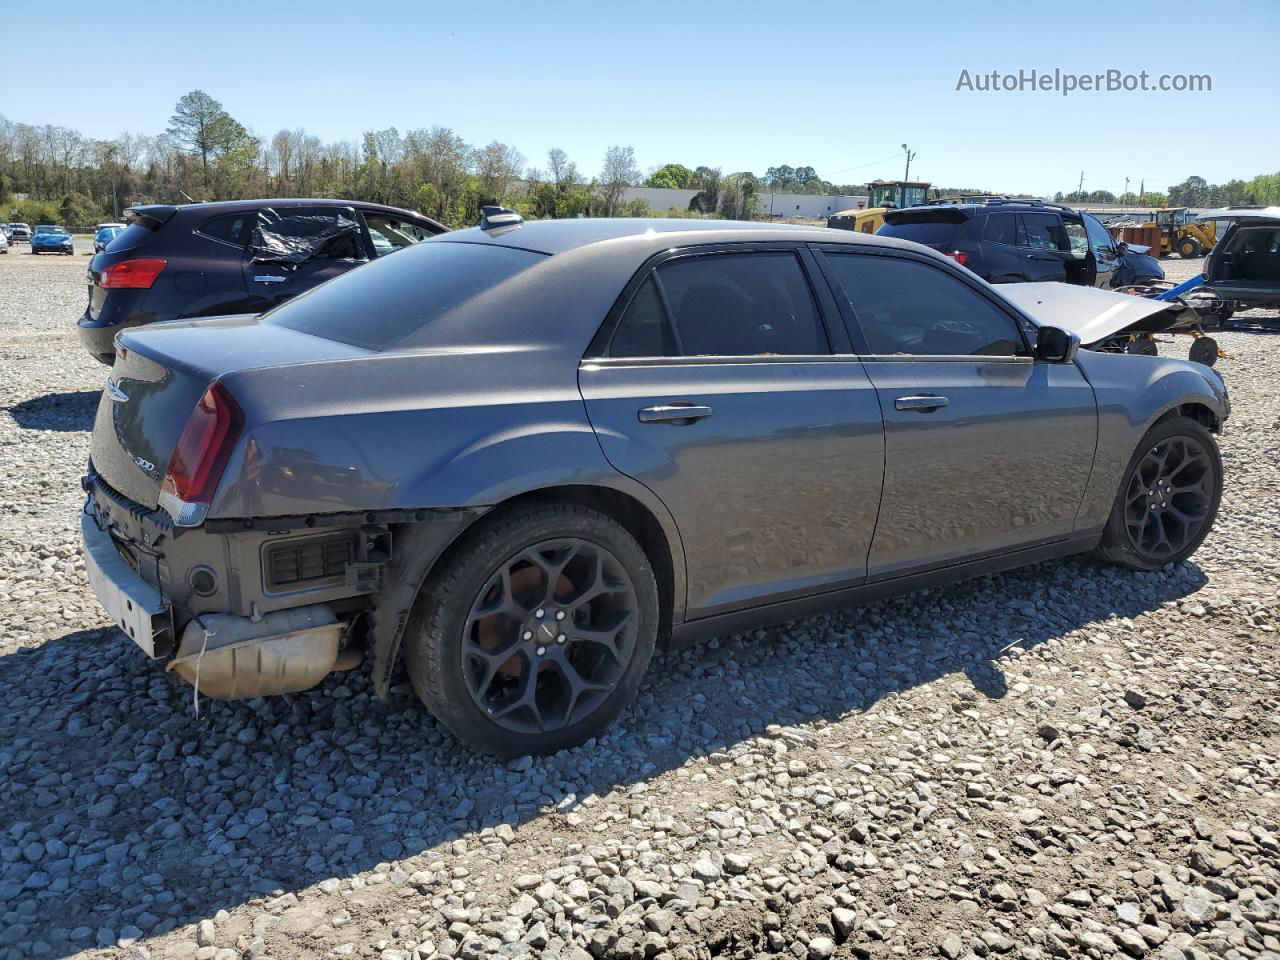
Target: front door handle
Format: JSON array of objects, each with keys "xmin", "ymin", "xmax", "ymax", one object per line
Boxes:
[
  {"xmin": 895, "ymin": 395, "xmax": 950, "ymax": 412},
  {"xmin": 638, "ymin": 404, "xmax": 713, "ymax": 424}
]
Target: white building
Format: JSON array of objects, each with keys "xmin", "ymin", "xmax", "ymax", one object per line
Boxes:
[{"xmin": 758, "ymin": 193, "xmax": 867, "ymax": 220}]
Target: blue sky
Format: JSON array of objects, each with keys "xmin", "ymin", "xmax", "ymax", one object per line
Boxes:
[{"xmin": 6, "ymin": 0, "xmax": 1277, "ymax": 196}]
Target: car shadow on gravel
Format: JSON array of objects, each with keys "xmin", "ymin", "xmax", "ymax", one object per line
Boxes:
[
  {"xmin": 0, "ymin": 556, "xmax": 1207, "ymax": 957},
  {"xmin": 7, "ymin": 391, "xmax": 98, "ymax": 432}
]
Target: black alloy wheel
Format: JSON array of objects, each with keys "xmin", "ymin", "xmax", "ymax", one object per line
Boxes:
[
  {"xmin": 460, "ymin": 538, "xmax": 639, "ymax": 734},
  {"xmin": 1121, "ymin": 435, "xmax": 1216, "ymax": 562},
  {"xmin": 403, "ymin": 502, "xmax": 658, "ymax": 757}
]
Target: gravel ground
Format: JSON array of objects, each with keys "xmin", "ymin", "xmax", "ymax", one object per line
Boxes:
[{"xmin": 1, "ymin": 245, "xmax": 1278, "ymax": 960}]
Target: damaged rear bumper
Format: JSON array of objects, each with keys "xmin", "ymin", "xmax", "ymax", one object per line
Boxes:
[{"xmin": 81, "ymin": 509, "xmax": 175, "ymax": 657}]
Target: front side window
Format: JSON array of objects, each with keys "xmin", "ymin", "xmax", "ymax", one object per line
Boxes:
[
  {"xmin": 1021, "ymin": 213, "xmax": 1070, "ymax": 252},
  {"xmin": 1083, "ymin": 214, "xmax": 1118, "ymax": 256},
  {"xmin": 1063, "ymin": 220, "xmax": 1090, "ymax": 258},
  {"xmin": 608, "ymin": 251, "xmax": 828, "ymax": 358},
  {"xmin": 824, "ymin": 253, "xmax": 1026, "ymax": 357},
  {"xmin": 251, "ymin": 206, "xmax": 364, "ymax": 263}
]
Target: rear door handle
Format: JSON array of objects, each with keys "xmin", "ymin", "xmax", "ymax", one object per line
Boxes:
[
  {"xmin": 895, "ymin": 395, "xmax": 950, "ymax": 412},
  {"xmin": 638, "ymin": 404, "xmax": 713, "ymax": 424}
]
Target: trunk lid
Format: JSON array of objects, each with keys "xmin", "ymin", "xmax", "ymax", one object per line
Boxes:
[{"xmin": 90, "ymin": 316, "xmax": 369, "ymax": 509}]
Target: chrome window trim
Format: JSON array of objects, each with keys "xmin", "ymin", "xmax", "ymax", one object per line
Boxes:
[{"xmin": 581, "ymin": 353, "xmax": 1035, "ymax": 370}]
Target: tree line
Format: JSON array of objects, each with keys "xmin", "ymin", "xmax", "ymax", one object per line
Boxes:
[
  {"xmin": 4, "ymin": 90, "xmax": 1275, "ymax": 228},
  {"xmin": 0, "ymin": 91, "xmax": 823, "ymax": 227},
  {"xmin": 1053, "ymin": 173, "xmax": 1280, "ymax": 209}
]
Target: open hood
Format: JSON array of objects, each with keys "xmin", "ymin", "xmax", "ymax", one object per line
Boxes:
[
  {"xmin": 996, "ymin": 282, "xmax": 1188, "ymax": 346},
  {"xmin": 1197, "ymin": 205, "xmax": 1280, "ymax": 224}
]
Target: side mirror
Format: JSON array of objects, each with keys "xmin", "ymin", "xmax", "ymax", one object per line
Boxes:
[{"xmin": 1035, "ymin": 325, "xmax": 1079, "ymax": 363}]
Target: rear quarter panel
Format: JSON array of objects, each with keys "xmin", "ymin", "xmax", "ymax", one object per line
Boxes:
[{"xmin": 1072, "ymin": 350, "xmax": 1228, "ymax": 531}]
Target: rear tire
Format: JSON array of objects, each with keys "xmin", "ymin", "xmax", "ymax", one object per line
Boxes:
[
  {"xmin": 1095, "ymin": 415, "xmax": 1222, "ymax": 570},
  {"xmin": 403, "ymin": 502, "xmax": 659, "ymax": 758}
]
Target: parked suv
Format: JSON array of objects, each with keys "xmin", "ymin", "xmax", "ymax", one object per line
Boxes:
[
  {"xmin": 6, "ymin": 223, "xmax": 32, "ymax": 243},
  {"xmin": 1199, "ymin": 206, "xmax": 1280, "ymax": 315},
  {"xmin": 879, "ymin": 199, "xmax": 1164, "ymax": 289},
  {"xmin": 78, "ymin": 199, "xmax": 447, "ymax": 363}
]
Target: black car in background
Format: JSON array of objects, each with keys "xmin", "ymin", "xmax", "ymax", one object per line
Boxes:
[
  {"xmin": 1200, "ymin": 206, "xmax": 1280, "ymax": 315},
  {"xmin": 78, "ymin": 199, "xmax": 446, "ymax": 363},
  {"xmin": 879, "ymin": 199, "xmax": 1164, "ymax": 290}
]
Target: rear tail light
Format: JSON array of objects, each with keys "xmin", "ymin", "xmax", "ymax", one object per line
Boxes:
[
  {"xmin": 946, "ymin": 250, "xmax": 971, "ymax": 267},
  {"xmin": 158, "ymin": 381, "xmax": 244, "ymax": 527},
  {"xmin": 99, "ymin": 258, "xmax": 166, "ymax": 289}
]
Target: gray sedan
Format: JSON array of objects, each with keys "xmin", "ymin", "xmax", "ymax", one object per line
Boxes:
[{"xmin": 80, "ymin": 217, "xmax": 1228, "ymax": 756}]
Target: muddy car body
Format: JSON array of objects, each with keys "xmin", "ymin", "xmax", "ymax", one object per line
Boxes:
[{"xmin": 81, "ymin": 218, "xmax": 1228, "ymax": 755}]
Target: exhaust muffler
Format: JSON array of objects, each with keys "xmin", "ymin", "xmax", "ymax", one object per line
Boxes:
[{"xmin": 167, "ymin": 605, "xmax": 344, "ymax": 699}]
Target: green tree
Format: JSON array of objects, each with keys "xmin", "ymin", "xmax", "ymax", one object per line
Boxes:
[
  {"xmin": 599, "ymin": 145, "xmax": 639, "ymax": 216},
  {"xmin": 59, "ymin": 191, "xmax": 102, "ymax": 226},
  {"xmin": 166, "ymin": 91, "xmax": 257, "ymax": 193},
  {"xmin": 1140, "ymin": 192, "xmax": 1167, "ymax": 208},
  {"xmin": 645, "ymin": 163, "xmax": 694, "ymax": 189},
  {"xmin": 1167, "ymin": 176, "xmax": 1209, "ymax": 206},
  {"xmin": 719, "ymin": 172, "xmax": 761, "ymax": 220},
  {"xmin": 689, "ymin": 166, "xmax": 722, "ymax": 213}
]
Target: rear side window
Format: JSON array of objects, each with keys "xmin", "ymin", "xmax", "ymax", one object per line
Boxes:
[
  {"xmin": 608, "ymin": 251, "xmax": 828, "ymax": 357},
  {"xmin": 264, "ymin": 240, "xmax": 546, "ymax": 351},
  {"xmin": 878, "ymin": 215, "xmax": 966, "ymax": 247},
  {"xmin": 823, "ymin": 253, "xmax": 1025, "ymax": 357},
  {"xmin": 196, "ymin": 213, "xmax": 252, "ymax": 247},
  {"xmin": 1021, "ymin": 213, "xmax": 1070, "ymax": 252},
  {"xmin": 982, "ymin": 213, "xmax": 1022, "ymax": 246}
]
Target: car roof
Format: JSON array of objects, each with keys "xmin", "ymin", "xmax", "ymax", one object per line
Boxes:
[
  {"xmin": 434, "ymin": 217, "xmax": 917, "ymax": 256},
  {"xmin": 128, "ymin": 198, "xmax": 437, "ymax": 222}
]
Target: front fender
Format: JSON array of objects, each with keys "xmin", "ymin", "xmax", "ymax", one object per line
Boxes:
[{"xmin": 1073, "ymin": 350, "xmax": 1227, "ymax": 531}]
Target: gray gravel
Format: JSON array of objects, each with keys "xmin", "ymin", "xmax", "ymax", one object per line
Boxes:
[{"xmin": 1, "ymin": 247, "xmax": 1278, "ymax": 960}]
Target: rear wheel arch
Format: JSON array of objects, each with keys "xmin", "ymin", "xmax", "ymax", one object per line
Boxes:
[{"xmin": 439, "ymin": 484, "xmax": 681, "ymax": 646}]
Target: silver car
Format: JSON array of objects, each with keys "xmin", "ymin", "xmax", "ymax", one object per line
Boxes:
[{"xmin": 80, "ymin": 216, "xmax": 1228, "ymax": 756}]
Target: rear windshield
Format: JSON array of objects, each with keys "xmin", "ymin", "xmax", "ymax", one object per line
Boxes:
[
  {"xmin": 110, "ymin": 222, "xmax": 162, "ymax": 253},
  {"xmin": 879, "ymin": 215, "xmax": 967, "ymax": 247},
  {"xmin": 264, "ymin": 239, "xmax": 546, "ymax": 351}
]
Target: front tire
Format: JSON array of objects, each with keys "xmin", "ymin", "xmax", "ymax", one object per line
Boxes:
[
  {"xmin": 1095, "ymin": 415, "xmax": 1222, "ymax": 570},
  {"xmin": 403, "ymin": 503, "xmax": 659, "ymax": 758}
]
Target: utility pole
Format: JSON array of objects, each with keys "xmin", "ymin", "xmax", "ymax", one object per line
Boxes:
[
  {"xmin": 1078, "ymin": 170, "xmax": 1085, "ymax": 197},
  {"xmin": 1124, "ymin": 177, "xmax": 1130, "ymax": 205},
  {"xmin": 902, "ymin": 144, "xmax": 916, "ymax": 181}
]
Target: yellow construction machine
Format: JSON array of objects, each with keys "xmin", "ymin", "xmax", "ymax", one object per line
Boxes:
[
  {"xmin": 1152, "ymin": 207, "xmax": 1217, "ymax": 258},
  {"xmin": 828, "ymin": 180, "xmax": 931, "ymax": 233}
]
